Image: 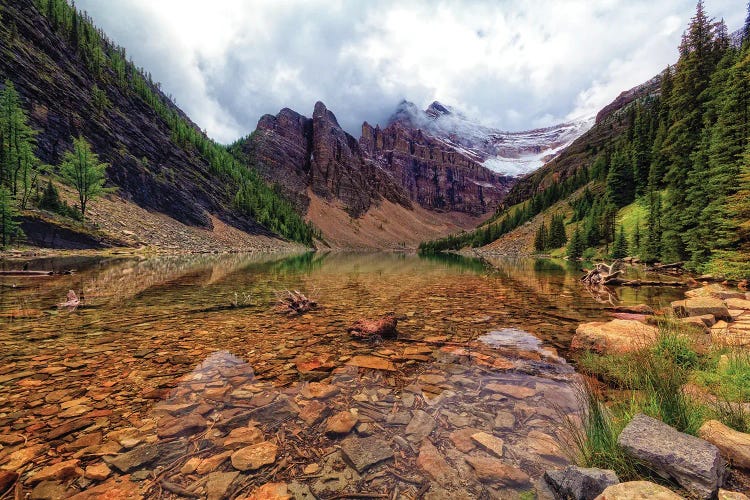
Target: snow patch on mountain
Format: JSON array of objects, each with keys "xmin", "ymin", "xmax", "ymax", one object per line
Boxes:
[{"xmin": 388, "ymin": 100, "xmax": 594, "ymax": 177}]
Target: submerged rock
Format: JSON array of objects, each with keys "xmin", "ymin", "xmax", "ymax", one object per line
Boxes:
[
  {"xmin": 339, "ymin": 436, "xmax": 394, "ymax": 472},
  {"xmin": 230, "ymin": 441, "xmax": 278, "ymax": 471},
  {"xmin": 617, "ymin": 414, "xmax": 725, "ymax": 499},
  {"xmin": 544, "ymin": 465, "xmax": 619, "ymax": 500},
  {"xmin": 465, "ymin": 455, "xmax": 530, "ymax": 486}
]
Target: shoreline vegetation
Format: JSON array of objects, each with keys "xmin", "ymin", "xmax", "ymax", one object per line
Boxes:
[{"xmin": 564, "ymin": 278, "xmax": 750, "ymax": 498}]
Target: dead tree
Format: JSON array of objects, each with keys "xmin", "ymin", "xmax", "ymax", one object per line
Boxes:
[{"xmin": 275, "ymin": 290, "xmax": 317, "ymax": 315}]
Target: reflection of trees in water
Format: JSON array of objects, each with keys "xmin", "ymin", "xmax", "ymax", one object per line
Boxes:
[{"xmin": 417, "ymin": 252, "xmax": 490, "ymax": 274}]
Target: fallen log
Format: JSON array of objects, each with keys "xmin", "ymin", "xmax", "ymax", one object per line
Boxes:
[
  {"xmin": 648, "ymin": 261, "xmax": 684, "ymax": 271},
  {"xmin": 348, "ymin": 313, "xmax": 398, "ymax": 340},
  {"xmin": 601, "ymin": 278, "xmax": 686, "ymax": 287},
  {"xmin": 0, "ymin": 270, "xmax": 53, "ymax": 276}
]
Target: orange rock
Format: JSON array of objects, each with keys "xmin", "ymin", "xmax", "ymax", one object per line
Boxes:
[
  {"xmin": 84, "ymin": 462, "xmax": 111, "ymax": 481},
  {"xmin": 28, "ymin": 459, "xmax": 79, "ymax": 484},
  {"xmin": 346, "ymin": 355, "xmax": 396, "ymax": 371},
  {"xmin": 242, "ymin": 482, "xmax": 291, "ymax": 500}
]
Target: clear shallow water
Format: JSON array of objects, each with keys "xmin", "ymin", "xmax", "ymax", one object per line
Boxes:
[{"xmin": 0, "ymin": 253, "xmax": 686, "ymax": 499}]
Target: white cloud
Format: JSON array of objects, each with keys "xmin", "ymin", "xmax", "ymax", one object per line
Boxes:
[{"xmin": 75, "ymin": 0, "xmax": 746, "ymax": 142}]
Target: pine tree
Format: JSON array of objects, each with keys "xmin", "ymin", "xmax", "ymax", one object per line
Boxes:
[
  {"xmin": 548, "ymin": 213, "xmax": 568, "ymax": 248},
  {"xmin": 0, "ymin": 187, "xmax": 20, "ymax": 248},
  {"xmin": 632, "ymin": 104, "xmax": 652, "ymax": 195},
  {"xmin": 59, "ymin": 136, "xmax": 110, "ymax": 220},
  {"xmin": 534, "ymin": 222, "xmax": 548, "ymax": 252},
  {"xmin": 632, "ymin": 221, "xmax": 641, "ymax": 256},
  {"xmin": 567, "ymin": 225, "xmax": 585, "ymax": 260},
  {"xmin": 645, "ymin": 190, "xmax": 663, "ymax": 263},
  {"xmin": 0, "ymin": 80, "xmax": 39, "ymax": 196},
  {"xmin": 612, "ymin": 225, "xmax": 629, "ymax": 259},
  {"xmin": 605, "ymin": 148, "xmax": 635, "ymax": 207},
  {"xmin": 39, "ymin": 180, "xmax": 61, "ymax": 211}
]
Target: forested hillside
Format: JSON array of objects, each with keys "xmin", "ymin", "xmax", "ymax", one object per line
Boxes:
[
  {"xmin": 0, "ymin": 0, "xmax": 314, "ymax": 248},
  {"xmin": 422, "ymin": 2, "xmax": 750, "ymax": 279}
]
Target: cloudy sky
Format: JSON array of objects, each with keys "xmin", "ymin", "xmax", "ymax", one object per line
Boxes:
[{"xmin": 76, "ymin": 0, "xmax": 745, "ymax": 143}]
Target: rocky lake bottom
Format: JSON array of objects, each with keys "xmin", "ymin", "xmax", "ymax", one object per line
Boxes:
[{"xmin": 0, "ymin": 252, "xmax": 688, "ymax": 499}]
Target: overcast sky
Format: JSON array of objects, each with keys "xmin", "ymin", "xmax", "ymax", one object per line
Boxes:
[{"xmin": 75, "ymin": 0, "xmax": 745, "ymax": 143}]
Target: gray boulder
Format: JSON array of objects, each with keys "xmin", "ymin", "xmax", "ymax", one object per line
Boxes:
[
  {"xmin": 544, "ymin": 466, "xmax": 620, "ymax": 500},
  {"xmin": 617, "ymin": 414, "xmax": 725, "ymax": 499}
]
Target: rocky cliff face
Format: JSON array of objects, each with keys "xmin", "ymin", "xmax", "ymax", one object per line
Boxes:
[
  {"xmin": 360, "ymin": 121, "xmax": 512, "ymax": 215},
  {"xmin": 0, "ymin": 0, "xmax": 268, "ymax": 237},
  {"xmin": 242, "ymin": 102, "xmax": 511, "ymax": 219},
  {"xmin": 240, "ymin": 102, "xmax": 410, "ymax": 218}
]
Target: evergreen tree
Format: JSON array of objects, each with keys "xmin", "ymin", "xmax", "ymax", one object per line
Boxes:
[
  {"xmin": 632, "ymin": 104, "xmax": 652, "ymax": 195},
  {"xmin": 632, "ymin": 219, "xmax": 641, "ymax": 256},
  {"xmin": 39, "ymin": 180, "xmax": 61, "ymax": 211},
  {"xmin": 0, "ymin": 187, "xmax": 20, "ymax": 248},
  {"xmin": 612, "ymin": 225, "xmax": 629, "ymax": 259},
  {"xmin": 605, "ymin": 148, "xmax": 635, "ymax": 207},
  {"xmin": 0, "ymin": 80, "xmax": 39, "ymax": 197},
  {"xmin": 534, "ymin": 222, "xmax": 547, "ymax": 252},
  {"xmin": 645, "ymin": 189, "xmax": 663, "ymax": 263},
  {"xmin": 548, "ymin": 213, "xmax": 568, "ymax": 248},
  {"xmin": 59, "ymin": 136, "xmax": 110, "ymax": 220},
  {"xmin": 567, "ymin": 225, "xmax": 585, "ymax": 260},
  {"xmin": 650, "ymin": 67, "xmax": 673, "ymax": 188}
]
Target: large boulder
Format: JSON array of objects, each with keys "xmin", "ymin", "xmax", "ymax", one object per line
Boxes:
[
  {"xmin": 698, "ymin": 420, "xmax": 750, "ymax": 470},
  {"xmin": 671, "ymin": 298, "xmax": 732, "ymax": 322},
  {"xmin": 594, "ymin": 481, "xmax": 682, "ymax": 499},
  {"xmin": 686, "ymin": 285, "xmax": 744, "ymax": 300},
  {"xmin": 544, "ymin": 465, "xmax": 620, "ymax": 500},
  {"xmin": 725, "ymin": 298, "xmax": 750, "ymax": 311},
  {"xmin": 571, "ymin": 320, "xmax": 658, "ymax": 354},
  {"xmin": 617, "ymin": 414, "xmax": 725, "ymax": 499}
]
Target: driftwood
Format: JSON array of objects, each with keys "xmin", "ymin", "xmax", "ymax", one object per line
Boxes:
[
  {"xmin": 0, "ymin": 270, "xmax": 74, "ymax": 276},
  {"xmin": 580, "ymin": 261, "xmax": 626, "ymax": 286},
  {"xmin": 57, "ymin": 290, "xmax": 80, "ymax": 309},
  {"xmin": 348, "ymin": 313, "xmax": 398, "ymax": 340},
  {"xmin": 648, "ymin": 261, "xmax": 684, "ymax": 271},
  {"xmin": 275, "ymin": 290, "xmax": 317, "ymax": 315}
]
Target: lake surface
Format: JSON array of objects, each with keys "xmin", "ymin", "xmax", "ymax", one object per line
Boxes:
[{"xmin": 0, "ymin": 252, "xmax": 686, "ymax": 499}]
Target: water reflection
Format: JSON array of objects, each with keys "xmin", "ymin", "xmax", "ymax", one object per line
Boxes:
[{"xmin": 0, "ymin": 252, "xmax": 687, "ymax": 498}]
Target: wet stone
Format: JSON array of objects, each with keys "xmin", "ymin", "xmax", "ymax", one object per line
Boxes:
[
  {"xmin": 28, "ymin": 459, "xmax": 79, "ymax": 484},
  {"xmin": 30, "ymin": 480, "xmax": 70, "ymax": 500},
  {"xmin": 83, "ymin": 463, "xmax": 111, "ymax": 482},
  {"xmin": 417, "ymin": 439, "xmax": 458, "ymax": 488},
  {"xmin": 298, "ymin": 400, "xmax": 329, "ymax": 426},
  {"xmin": 493, "ymin": 411, "xmax": 516, "ymax": 430},
  {"xmin": 231, "ymin": 441, "xmax": 278, "ymax": 471},
  {"xmin": 325, "ymin": 411, "xmax": 358, "ymax": 436},
  {"xmin": 339, "ymin": 436, "xmax": 394, "ymax": 473},
  {"xmin": 223, "ymin": 425, "xmax": 264, "ymax": 449},
  {"xmin": 157, "ymin": 413, "xmax": 206, "ymax": 438},
  {"xmin": 406, "ymin": 409, "xmax": 435, "ymax": 442},
  {"xmin": 471, "ymin": 431, "xmax": 505, "ymax": 458},
  {"xmin": 465, "ymin": 455, "xmax": 530, "ymax": 487},
  {"xmin": 206, "ymin": 471, "xmax": 239, "ymax": 500}
]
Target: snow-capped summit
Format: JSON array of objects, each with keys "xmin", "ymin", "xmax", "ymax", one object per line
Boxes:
[{"xmin": 387, "ymin": 100, "xmax": 594, "ymax": 177}]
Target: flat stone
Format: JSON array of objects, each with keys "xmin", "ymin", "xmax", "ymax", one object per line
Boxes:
[
  {"xmin": 594, "ymin": 481, "xmax": 682, "ymax": 499},
  {"xmin": 719, "ymin": 490, "xmax": 750, "ymax": 500},
  {"xmin": 0, "ymin": 434, "xmax": 24, "ymax": 446},
  {"xmin": 196, "ymin": 450, "xmax": 233, "ymax": 474},
  {"xmin": 231, "ymin": 441, "xmax": 278, "ymax": 471},
  {"xmin": 471, "ymin": 432, "xmax": 504, "ymax": 458},
  {"xmin": 416, "ymin": 439, "xmax": 457, "ymax": 488},
  {"xmin": 465, "ymin": 455, "xmax": 530, "ymax": 486},
  {"xmin": 405, "ymin": 410, "xmax": 435, "ymax": 442},
  {"xmin": 346, "ymin": 355, "xmax": 396, "ymax": 371},
  {"xmin": 246, "ymin": 482, "xmax": 290, "ymax": 500},
  {"xmin": 105, "ymin": 443, "xmax": 160, "ymax": 473},
  {"xmin": 156, "ymin": 413, "xmax": 206, "ymax": 438},
  {"xmin": 67, "ymin": 475, "xmax": 141, "ymax": 500},
  {"xmin": 698, "ymin": 420, "xmax": 750, "ymax": 470},
  {"xmin": 339, "ymin": 436, "xmax": 394, "ymax": 473},
  {"xmin": 206, "ymin": 471, "xmax": 239, "ymax": 500},
  {"xmin": 1, "ymin": 444, "xmax": 45, "ymax": 470},
  {"xmin": 300, "ymin": 382, "xmax": 339, "ymax": 399},
  {"xmin": 493, "ymin": 411, "xmax": 516, "ymax": 430},
  {"xmin": 30, "ymin": 481, "xmax": 70, "ymax": 500},
  {"xmin": 325, "ymin": 411, "xmax": 358, "ymax": 436},
  {"xmin": 84, "ymin": 463, "xmax": 111, "ymax": 481},
  {"xmin": 726, "ymin": 298, "xmax": 750, "ymax": 311},
  {"xmin": 449, "ymin": 427, "xmax": 480, "ymax": 453},
  {"xmin": 572, "ymin": 320, "xmax": 658, "ymax": 354},
  {"xmin": 47, "ymin": 418, "xmax": 94, "ymax": 440},
  {"xmin": 298, "ymin": 400, "xmax": 329, "ymax": 426},
  {"xmin": 544, "ymin": 465, "xmax": 619, "ymax": 500},
  {"xmin": 672, "ymin": 297, "xmax": 732, "ymax": 322},
  {"xmin": 223, "ymin": 425, "xmax": 264, "ymax": 449},
  {"xmin": 28, "ymin": 459, "xmax": 79, "ymax": 484},
  {"xmin": 484, "ymin": 383, "xmax": 536, "ymax": 399},
  {"xmin": 618, "ymin": 414, "xmax": 725, "ymax": 499}
]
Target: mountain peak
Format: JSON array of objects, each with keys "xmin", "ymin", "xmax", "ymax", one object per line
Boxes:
[{"xmin": 425, "ymin": 101, "xmax": 452, "ymax": 117}]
